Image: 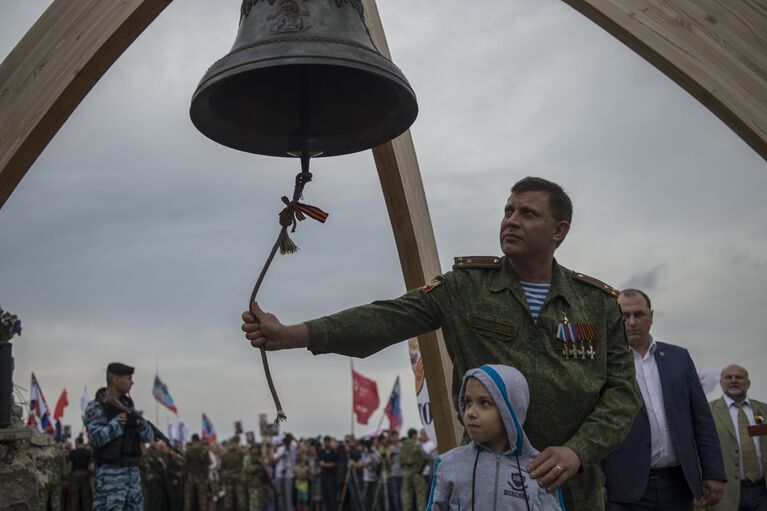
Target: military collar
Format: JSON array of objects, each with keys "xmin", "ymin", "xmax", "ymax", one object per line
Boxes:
[{"xmin": 489, "ymin": 258, "xmax": 575, "ymax": 307}]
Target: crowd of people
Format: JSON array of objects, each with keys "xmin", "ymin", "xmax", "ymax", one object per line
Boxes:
[
  {"xmin": 42, "ymin": 355, "xmax": 766, "ymax": 511},
  {"xmin": 42, "ymin": 427, "xmax": 438, "ymax": 511}
]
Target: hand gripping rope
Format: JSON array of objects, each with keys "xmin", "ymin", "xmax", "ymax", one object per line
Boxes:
[{"xmin": 249, "ymin": 153, "xmax": 328, "ymax": 424}]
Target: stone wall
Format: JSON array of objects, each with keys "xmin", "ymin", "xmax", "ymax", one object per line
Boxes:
[{"xmin": 0, "ymin": 402, "xmax": 57, "ymax": 511}]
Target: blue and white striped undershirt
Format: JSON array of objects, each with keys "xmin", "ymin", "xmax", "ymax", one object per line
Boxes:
[{"xmin": 520, "ymin": 281, "xmax": 551, "ymax": 322}]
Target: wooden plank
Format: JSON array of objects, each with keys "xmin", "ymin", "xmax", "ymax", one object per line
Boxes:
[
  {"xmin": 363, "ymin": 0, "xmax": 462, "ymax": 451},
  {"xmin": 562, "ymin": 0, "xmax": 767, "ymax": 160},
  {"xmin": 0, "ymin": 0, "xmax": 173, "ymax": 208}
]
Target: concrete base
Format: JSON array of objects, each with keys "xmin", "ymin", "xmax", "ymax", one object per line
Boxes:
[{"xmin": 0, "ymin": 427, "xmax": 33, "ymax": 443}]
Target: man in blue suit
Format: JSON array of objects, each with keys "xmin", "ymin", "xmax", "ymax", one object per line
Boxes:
[{"xmin": 602, "ymin": 289, "xmax": 726, "ymax": 510}]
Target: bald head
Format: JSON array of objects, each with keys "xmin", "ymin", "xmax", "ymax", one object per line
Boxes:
[{"xmin": 720, "ymin": 364, "xmax": 750, "ymax": 402}]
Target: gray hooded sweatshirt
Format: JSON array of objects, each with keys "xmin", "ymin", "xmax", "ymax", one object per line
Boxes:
[{"xmin": 427, "ymin": 365, "xmax": 565, "ymax": 510}]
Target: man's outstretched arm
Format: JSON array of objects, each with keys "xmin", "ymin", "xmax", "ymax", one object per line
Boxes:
[{"xmin": 242, "ymin": 281, "xmax": 447, "ymax": 358}]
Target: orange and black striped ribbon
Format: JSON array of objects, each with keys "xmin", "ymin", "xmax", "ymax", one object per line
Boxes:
[{"xmin": 279, "ymin": 196, "xmax": 329, "ymax": 232}]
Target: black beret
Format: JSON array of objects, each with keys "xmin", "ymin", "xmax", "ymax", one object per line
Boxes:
[{"xmin": 107, "ymin": 362, "xmax": 134, "ymax": 376}]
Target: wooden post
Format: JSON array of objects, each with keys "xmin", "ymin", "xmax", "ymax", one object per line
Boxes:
[
  {"xmin": 562, "ymin": 0, "xmax": 767, "ymax": 161},
  {"xmin": 0, "ymin": 0, "xmax": 173, "ymax": 209},
  {"xmin": 362, "ymin": 0, "xmax": 463, "ymax": 451}
]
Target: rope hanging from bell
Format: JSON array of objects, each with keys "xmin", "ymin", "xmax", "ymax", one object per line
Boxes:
[{"xmin": 249, "ymin": 152, "xmax": 328, "ymax": 424}]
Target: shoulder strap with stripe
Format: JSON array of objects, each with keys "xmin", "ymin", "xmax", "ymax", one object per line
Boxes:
[
  {"xmin": 573, "ymin": 272, "xmax": 619, "ymax": 298},
  {"xmin": 452, "ymin": 256, "xmax": 502, "ymax": 270}
]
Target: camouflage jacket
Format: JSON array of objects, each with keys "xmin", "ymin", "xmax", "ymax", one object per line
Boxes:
[
  {"xmin": 398, "ymin": 438, "xmax": 428, "ymax": 471},
  {"xmin": 164, "ymin": 452, "xmax": 184, "ymax": 486},
  {"xmin": 306, "ymin": 257, "xmax": 641, "ymax": 510},
  {"xmin": 184, "ymin": 442, "xmax": 209, "ymax": 478},
  {"xmin": 141, "ymin": 448, "xmax": 166, "ymax": 483},
  {"xmin": 220, "ymin": 444, "xmax": 244, "ymax": 477}
]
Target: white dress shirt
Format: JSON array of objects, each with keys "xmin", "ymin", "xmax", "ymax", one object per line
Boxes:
[
  {"xmin": 632, "ymin": 338, "xmax": 678, "ymax": 468},
  {"xmin": 273, "ymin": 442, "xmax": 297, "ymax": 478},
  {"xmin": 723, "ymin": 394, "xmax": 764, "ymax": 480}
]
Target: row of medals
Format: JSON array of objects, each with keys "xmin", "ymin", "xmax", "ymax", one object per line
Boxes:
[{"xmin": 558, "ymin": 312, "xmax": 595, "ymax": 360}]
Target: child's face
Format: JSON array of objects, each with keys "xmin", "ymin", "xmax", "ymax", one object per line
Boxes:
[{"xmin": 463, "ymin": 377, "xmax": 509, "ymax": 453}]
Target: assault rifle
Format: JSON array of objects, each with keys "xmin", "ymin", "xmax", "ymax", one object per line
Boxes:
[{"xmin": 99, "ymin": 393, "xmax": 184, "ymax": 458}]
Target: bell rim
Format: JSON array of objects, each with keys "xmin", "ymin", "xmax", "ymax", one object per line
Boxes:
[{"xmin": 189, "ymin": 38, "xmax": 418, "ymax": 157}]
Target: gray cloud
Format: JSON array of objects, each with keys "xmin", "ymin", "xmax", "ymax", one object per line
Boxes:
[{"xmin": 621, "ymin": 264, "xmax": 665, "ymax": 293}]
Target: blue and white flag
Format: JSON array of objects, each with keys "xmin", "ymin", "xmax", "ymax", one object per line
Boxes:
[
  {"xmin": 152, "ymin": 375, "xmax": 178, "ymax": 414},
  {"xmin": 80, "ymin": 386, "xmax": 90, "ymax": 420},
  {"xmin": 202, "ymin": 413, "xmax": 217, "ymax": 442}
]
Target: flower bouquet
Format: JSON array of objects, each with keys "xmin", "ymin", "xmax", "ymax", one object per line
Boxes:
[{"xmin": 0, "ymin": 307, "xmax": 22, "ymax": 342}]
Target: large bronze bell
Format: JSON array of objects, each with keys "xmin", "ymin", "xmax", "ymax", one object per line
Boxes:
[{"xmin": 190, "ymin": 0, "xmax": 418, "ymax": 157}]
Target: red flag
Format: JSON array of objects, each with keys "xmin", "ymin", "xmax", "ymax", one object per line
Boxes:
[
  {"xmin": 352, "ymin": 370, "xmax": 379, "ymax": 425},
  {"xmin": 53, "ymin": 389, "xmax": 68, "ymax": 421}
]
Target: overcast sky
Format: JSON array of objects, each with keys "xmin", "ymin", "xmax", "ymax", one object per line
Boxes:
[{"xmin": 2, "ymin": 0, "xmax": 766, "ymax": 442}]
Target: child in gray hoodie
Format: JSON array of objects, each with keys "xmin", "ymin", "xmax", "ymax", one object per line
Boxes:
[{"xmin": 427, "ymin": 364, "xmax": 565, "ymax": 510}]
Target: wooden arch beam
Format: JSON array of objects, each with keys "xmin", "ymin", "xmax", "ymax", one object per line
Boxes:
[
  {"xmin": 562, "ymin": 0, "xmax": 767, "ymax": 160},
  {"xmin": 0, "ymin": 0, "xmax": 173, "ymax": 209}
]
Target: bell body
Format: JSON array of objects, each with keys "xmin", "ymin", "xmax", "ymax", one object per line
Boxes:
[{"xmin": 190, "ymin": 0, "xmax": 418, "ymax": 157}]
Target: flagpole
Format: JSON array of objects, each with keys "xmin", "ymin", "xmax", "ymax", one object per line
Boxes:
[
  {"xmin": 350, "ymin": 358, "xmax": 354, "ymax": 437},
  {"xmin": 155, "ymin": 356, "xmax": 159, "ymax": 425}
]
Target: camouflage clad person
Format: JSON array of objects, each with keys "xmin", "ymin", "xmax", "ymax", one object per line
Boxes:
[
  {"xmin": 243, "ymin": 177, "xmax": 642, "ymax": 510},
  {"xmin": 398, "ymin": 429, "xmax": 428, "ymax": 511},
  {"xmin": 164, "ymin": 447, "xmax": 185, "ymax": 511},
  {"xmin": 84, "ymin": 362, "xmax": 154, "ymax": 511},
  {"xmin": 220, "ymin": 436, "xmax": 246, "ymax": 511},
  {"xmin": 242, "ymin": 444, "xmax": 267, "ymax": 511},
  {"xmin": 183, "ymin": 434, "xmax": 209, "ymax": 511},
  {"xmin": 142, "ymin": 441, "xmax": 168, "ymax": 511}
]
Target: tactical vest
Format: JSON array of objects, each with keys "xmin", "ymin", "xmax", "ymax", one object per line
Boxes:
[{"xmin": 93, "ymin": 388, "xmax": 142, "ymax": 466}]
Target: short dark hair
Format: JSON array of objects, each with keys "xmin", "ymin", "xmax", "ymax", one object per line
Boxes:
[
  {"xmin": 191, "ymin": 433, "xmax": 200, "ymax": 441},
  {"xmin": 511, "ymin": 177, "xmax": 573, "ymax": 223},
  {"xmin": 407, "ymin": 428, "xmax": 418, "ymax": 438},
  {"xmin": 619, "ymin": 288, "xmax": 652, "ymax": 309}
]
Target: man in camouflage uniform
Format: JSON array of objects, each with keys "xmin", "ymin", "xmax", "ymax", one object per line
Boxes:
[
  {"xmin": 220, "ymin": 436, "xmax": 246, "ymax": 511},
  {"xmin": 183, "ymin": 434, "xmax": 209, "ymax": 511},
  {"xmin": 164, "ymin": 444, "xmax": 184, "ymax": 511},
  {"xmin": 142, "ymin": 441, "xmax": 168, "ymax": 511},
  {"xmin": 84, "ymin": 362, "xmax": 154, "ymax": 511},
  {"xmin": 242, "ymin": 176, "xmax": 642, "ymax": 510},
  {"xmin": 398, "ymin": 429, "xmax": 428, "ymax": 511},
  {"xmin": 242, "ymin": 443, "xmax": 267, "ymax": 511}
]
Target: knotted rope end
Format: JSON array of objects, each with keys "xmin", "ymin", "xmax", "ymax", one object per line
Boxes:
[{"xmin": 278, "ymin": 229, "xmax": 299, "ymax": 255}]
